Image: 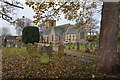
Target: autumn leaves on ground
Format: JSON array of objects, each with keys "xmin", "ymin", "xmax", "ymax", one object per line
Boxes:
[
  {"xmin": 2, "ymin": 47, "xmax": 120, "ymax": 79},
  {"xmin": 2, "ymin": 47, "xmax": 99, "ymax": 79}
]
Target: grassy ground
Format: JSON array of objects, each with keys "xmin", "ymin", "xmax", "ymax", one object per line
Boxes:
[
  {"xmin": 63, "ymin": 44, "xmax": 97, "ymax": 55},
  {"xmin": 2, "ymin": 47, "xmax": 120, "ymax": 79}
]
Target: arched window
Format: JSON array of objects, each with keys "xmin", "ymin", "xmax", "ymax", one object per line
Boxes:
[
  {"xmin": 80, "ymin": 32, "xmax": 85, "ymax": 39},
  {"xmin": 67, "ymin": 35, "xmax": 68, "ymax": 40},
  {"xmin": 69, "ymin": 35, "xmax": 71, "ymax": 41},
  {"xmin": 52, "ymin": 35, "xmax": 54, "ymax": 41}
]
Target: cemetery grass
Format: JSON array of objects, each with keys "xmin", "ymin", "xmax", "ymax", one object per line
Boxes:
[
  {"xmin": 64, "ymin": 45, "xmax": 97, "ymax": 55},
  {"xmin": 2, "ymin": 47, "xmax": 119, "ymax": 79}
]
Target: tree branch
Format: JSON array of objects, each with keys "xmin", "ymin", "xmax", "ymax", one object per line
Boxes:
[
  {"xmin": 0, "ymin": 11, "xmax": 12, "ymax": 20},
  {"xmin": 3, "ymin": 1, "xmax": 24, "ymax": 9}
]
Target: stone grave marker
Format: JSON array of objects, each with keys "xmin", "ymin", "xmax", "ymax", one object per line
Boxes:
[
  {"xmin": 37, "ymin": 45, "xmax": 42, "ymax": 55},
  {"xmin": 72, "ymin": 44, "xmax": 75, "ymax": 49},
  {"xmin": 40, "ymin": 52, "xmax": 50, "ymax": 63},
  {"xmin": 94, "ymin": 43, "xmax": 99, "ymax": 52},
  {"xmin": 85, "ymin": 42, "xmax": 90, "ymax": 52},
  {"xmin": 26, "ymin": 43, "xmax": 32, "ymax": 54},
  {"xmin": 85, "ymin": 48, "xmax": 90, "ymax": 53},
  {"xmin": 15, "ymin": 43, "xmax": 18, "ymax": 48},
  {"xmin": 46, "ymin": 46, "xmax": 52, "ymax": 57},
  {"xmin": 58, "ymin": 44, "xmax": 64, "ymax": 56},
  {"xmin": 40, "ymin": 45, "xmax": 50, "ymax": 63},
  {"xmin": 7, "ymin": 43, "xmax": 10, "ymax": 48},
  {"xmin": 31, "ymin": 43, "xmax": 38, "ymax": 54},
  {"xmin": 76, "ymin": 42, "xmax": 80, "ymax": 51},
  {"xmin": 12, "ymin": 42, "xmax": 16, "ymax": 47},
  {"xmin": 68, "ymin": 44, "xmax": 71, "ymax": 50},
  {"xmin": 17, "ymin": 41, "xmax": 21, "ymax": 48}
]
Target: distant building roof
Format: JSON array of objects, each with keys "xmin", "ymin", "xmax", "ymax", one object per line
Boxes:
[{"xmin": 0, "ymin": 36, "xmax": 19, "ymax": 42}]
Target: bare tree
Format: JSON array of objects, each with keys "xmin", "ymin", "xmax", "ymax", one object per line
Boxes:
[
  {"xmin": 14, "ymin": 16, "xmax": 32, "ymax": 36},
  {"xmin": 2, "ymin": 27, "xmax": 10, "ymax": 36},
  {"xmin": 0, "ymin": 0, "xmax": 23, "ymax": 23}
]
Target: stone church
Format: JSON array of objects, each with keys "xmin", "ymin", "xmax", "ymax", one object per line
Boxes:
[{"xmin": 41, "ymin": 19, "xmax": 87, "ymax": 44}]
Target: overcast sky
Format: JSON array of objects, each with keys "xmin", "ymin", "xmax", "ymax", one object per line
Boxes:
[{"xmin": 0, "ymin": 0, "xmax": 101, "ymax": 36}]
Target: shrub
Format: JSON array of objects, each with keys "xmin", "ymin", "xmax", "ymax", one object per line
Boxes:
[{"xmin": 22, "ymin": 26, "xmax": 40, "ymax": 44}]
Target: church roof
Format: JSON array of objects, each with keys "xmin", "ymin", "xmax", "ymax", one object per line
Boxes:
[
  {"xmin": 66, "ymin": 26, "xmax": 80, "ymax": 34},
  {"xmin": 42, "ymin": 24, "xmax": 71, "ymax": 36},
  {"xmin": 42, "ymin": 28, "xmax": 51, "ymax": 35},
  {"xmin": 54, "ymin": 27, "xmax": 64, "ymax": 36}
]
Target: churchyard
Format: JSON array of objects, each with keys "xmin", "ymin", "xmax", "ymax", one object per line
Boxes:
[
  {"xmin": 2, "ymin": 42, "xmax": 120, "ymax": 79},
  {"xmin": 1, "ymin": 1, "xmax": 120, "ymax": 79}
]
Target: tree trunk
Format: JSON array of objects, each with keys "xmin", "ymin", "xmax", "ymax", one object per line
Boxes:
[{"xmin": 97, "ymin": 2, "xmax": 119, "ymax": 74}]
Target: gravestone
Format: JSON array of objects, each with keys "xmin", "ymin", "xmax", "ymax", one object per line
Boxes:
[
  {"xmin": 85, "ymin": 42, "xmax": 88, "ymax": 48},
  {"xmin": 72, "ymin": 44, "xmax": 75, "ymax": 49},
  {"xmin": 37, "ymin": 45, "xmax": 42, "ymax": 55},
  {"xmin": 41, "ymin": 45, "xmax": 47, "ymax": 55},
  {"xmin": 15, "ymin": 43, "xmax": 18, "ymax": 48},
  {"xmin": 7, "ymin": 43, "xmax": 10, "ymax": 48},
  {"xmin": 40, "ymin": 45, "xmax": 50, "ymax": 63},
  {"xmin": 94, "ymin": 43, "xmax": 99, "ymax": 52},
  {"xmin": 32, "ymin": 43, "xmax": 38, "ymax": 54},
  {"xmin": 76, "ymin": 42, "xmax": 80, "ymax": 51},
  {"xmin": 17, "ymin": 41, "xmax": 21, "ymax": 48},
  {"xmin": 85, "ymin": 48, "xmax": 90, "ymax": 53},
  {"xmin": 40, "ymin": 52, "xmax": 50, "ymax": 63},
  {"xmin": 21, "ymin": 43, "xmax": 26, "ymax": 47},
  {"xmin": 12, "ymin": 42, "xmax": 16, "ymax": 47},
  {"xmin": 26, "ymin": 43, "xmax": 32, "ymax": 54},
  {"xmin": 3, "ymin": 37, "xmax": 7, "ymax": 47},
  {"xmin": 46, "ymin": 46, "xmax": 52, "ymax": 57},
  {"xmin": 68, "ymin": 44, "xmax": 71, "ymax": 50},
  {"xmin": 58, "ymin": 44, "xmax": 64, "ymax": 56}
]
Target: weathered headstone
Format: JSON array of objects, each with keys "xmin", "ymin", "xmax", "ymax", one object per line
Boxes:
[
  {"xmin": 3, "ymin": 37, "xmax": 7, "ymax": 47},
  {"xmin": 94, "ymin": 43, "xmax": 99, "ymax": 52},
  {"xmin": 72, "ymin": 44, "xmax": 75, "ymax": 49},
  {"xmin": 17, "ymin": 41, "xmax": 21, "ymax": 48},
  {"xmin": 58, "ymin": 44, "xmax": 64, "ymax": 56},
  {"xmin": 7, "ymin": 43, "xmax": 10, "ymax": 48},
  {"xmin": 68, "ymin": 44, "xmax": 71, "ymax": 50},
  {"xmin": 32, "ymin": 43, "xmax": 38, "ymax": 54},
  {"xmin": 42, "ymin": 45, "xmax": 47, "ymax": 55},
  {"xmin": 37, "ymin": 45, "xmax": 42, "ymax": 55},
  {"xmin": 15, "ymin": 43, "xmax": 18, "ymax": 48},
  {"xmin": 21, "ymin": 43, "xmax": 26, "ymax": 47},
  {"xmin": 85, "ymin": 42, "xmax": 89, "ymax": 49},
  {"xmin": 76, "ymin": 42, "xmax": 80, "ymax": 51},
  {"xmin": 26, "ymin": 43, "xmax": 32, "ymax": 54},
  {"xmin": 46, "ymin": 46, "xmax": 52, "ymax": 57},
  {"xmin": 85, "ymin": 48, "xmax": 90, "ymax": 53},
  {"xmin": 40, "ymin": 45, "xmax": 50, "ymax": 63},
  {"xmin": 12, "ymin": 42, "xmax": 16, "ymax": 47},
  {"xmin": 40, "ymin": 52, "xmax": 50, "ymax": 63}
]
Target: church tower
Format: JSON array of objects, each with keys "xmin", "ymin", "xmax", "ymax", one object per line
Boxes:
[{"xmin": 44, "ymin": 19, "xmax": 56, "ymax": 29}]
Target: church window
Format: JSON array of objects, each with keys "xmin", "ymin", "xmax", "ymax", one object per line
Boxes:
[{"xmin": 80, "ymin": 32, "xmax": 85, "ymax": 39}]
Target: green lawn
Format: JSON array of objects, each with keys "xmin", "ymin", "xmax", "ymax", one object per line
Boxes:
[
  {"xmin": 63, "ymin": 44, "xmax": 97, "ymax": 55},
  {"xmin": 2, "ymin": 47, "xmax": 120, "ymax": 79}
]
